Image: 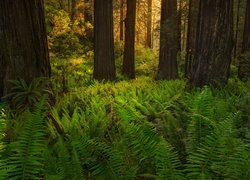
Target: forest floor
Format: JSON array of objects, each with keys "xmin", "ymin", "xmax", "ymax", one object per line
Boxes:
[{"xmin": 0, "ymin": 52, "xmax": 249, "ymax": 179}]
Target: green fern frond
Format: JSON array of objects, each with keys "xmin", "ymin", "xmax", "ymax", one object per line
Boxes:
[
  {"xmin": 115, "ymin": 96, "xmax": 146, "ymax": 123},
  {"xmin": 89, "ymin": 139, "xmax": 124, "ymax": 179},
  {"xmin": 187, "ymin": 87, "xmax": 216, "ymax": 152},
  {"xmin": 186, "ymin": 114, "xmax": 248, "ymax": 179},
  {"xmin": 4, "ymin": 78, "xmax": 52, "ymax": 112},
  {"xmin": 224, "ymin": 139, "xmax": 250, "ymax": 179},
  {"xmin": 155, "ymin": 139, "xmax": 184, "ymax": 180},
  {"xmin": 45, "ymin": 136, "xmax": 85, "ymax": 180},
  {"xmin": 4, "ymin": 98, "xmax": 47, "ymax": 179},
  {"xmin": 124, "ymin": 123, "xmax": 159, "ymax": 161},
  {"xmin": 0, "ymin": 108, "xmax": 7, "ymax": 178}
]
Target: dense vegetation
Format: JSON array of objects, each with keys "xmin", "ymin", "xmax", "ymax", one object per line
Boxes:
[
  {"xmin": 0, "ymin": 59, "xmax": 249, "ymax": 179},
  {"xmin": 0, "ymin": 0, "xmax": 249, "ymax": 179}
]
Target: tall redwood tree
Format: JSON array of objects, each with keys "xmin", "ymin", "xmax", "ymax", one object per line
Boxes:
[
  {"xmin": 146, "ymin": 0, "xmax": 153, "ymax": 48},
  {"xmin": 120, "ymin": 0, "xmax": 125, "ymax": 41},
  {"xmin": 122, "ymin": 0, "xmax": 136, "ymax": 79},
  {"xmin": 0, "ymin": 0, "xmax": 51, "ymax": 96},
  {"xmin": 238, "ymin": 0, "xmax": 250, "ymax": 79},
  {"xmin": 93, "ymin": 0, "xmax": 116, "ymax": 80},
  {"xmin": 157, "ymin": 0, "xmax": 179, "ymax": 80},
  {"xmin": 185, "ymin": 0, "xmax": 199, "ymax": 78},
  {"xmin": 190, "ymin": 0, "xmax": 234, "ymax": 87},
  {"xmin": 241, "ymin": 0, "xmax": 250, "ymax": 53}
]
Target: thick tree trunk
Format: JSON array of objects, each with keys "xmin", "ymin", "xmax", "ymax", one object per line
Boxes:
[
  {"xmin": 0, "ymin": 0, "xmax": 51, "ymax": 96},
  {"xmin": 241, "ymin": 0, "xmax": 250, "ymax": 53},
  {"xmin": 190, "ymin": 0, "xmax": 234, "ymax": 87},
  {"xmin": 238, "ymin": 0, "xmax": 250, "ymax": 79},
  {"xmin": 146, "ymin": 0, "xmax": 152, "ymax": 48},
  {"xmin": 136, "ymin": 0, "xmax": 140, "ymax": 44},
  {"xmin": 71, "ymin": 0, "xmax": 77, "ymax": 21},
  {"xmin": 122, "ymin": 0, "xmax": 136, "ymax": 79},
  {"xmin": 182, "ymin": 16, "xmax": 187, "ymax": 51},
  {"xmin": 185, "ymin": 0, "xmax": 199, "ymax": 78},
  {"xmin": 0, "ymin": 25, "xmax": 5, "ymax": 97},
  {"xmin": 234, "ymin": 0, "xmax": 241, "ymax": 58},
  {"xmin": 93, "ymin": 0, "xmax": 116, "ymax": 80},
  {"xmin": 157, "ymin": 0, "xmax": 179, "ymax": 80},
  {"xmin": 120, "ymin": 0, "xmax": 124, "ymax": 41},
  {"xmin": 177, "ymin": 1, "xmax": 182, "ymax": 53}
]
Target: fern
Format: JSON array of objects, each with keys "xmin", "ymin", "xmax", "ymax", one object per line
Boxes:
[
  {"xmin": 186, "ymin": 115, "xmax": 249, "ymax": 179},
  {"xmin": 4, "ymin": 78, "xmax": 52, "ymax": 112},
  {"xmin": 45, "ymin": 137, "xmax": 84, "ymax": 180},
  {"xmin": 0, "ymin": 77, "xmax": 245, "ymax": 179},
  {"xmin": 0, "ymin": 108, "xmax": 7, "ymax": 178},
  {"xmin": 89, "ymin": 139, "xmax": 125, "ymax": 179},
  {"xmin": 3, "ymin": 98, "xmax": 47, "ymax": 179},
  {"xmin": 187, "ymin": 87, "xmax": 215, "ymax": 152},
  {"xmin": 225, "ymin": 141, "xmax": 250, "ymax": 179},
  {"xmin": 155, "ymin": 139, "xmax": 184, "ymax": 179}
]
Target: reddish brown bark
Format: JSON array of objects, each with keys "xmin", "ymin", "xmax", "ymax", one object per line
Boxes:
[
  {"xmin": 120, "ymin": 0, "xmax": 124, "ymax": 41},
  {"xmin": 157, "ymin": 0, "xmax": 179, "ymax": 80},
  {"xmin": 190, "ymin": 0, "xmax": 234, "ymax": 87},
  {"xmin": 185, "ymin": 0, "xmax": 199, "ymax": 78},
  {"xmin": 122, "ymin": 0, "xmax": 136, "ymax": 79},
  {"xmin": 146, "ymin": 0, "xmax": 152, "ymax": 48},
  {"xmin": 93, "ymin": 0, "xmax": 116, "ymax": 80},
  {"xmin": 0, "ymin": 0, "xmax": 51, "ymax": 96}
]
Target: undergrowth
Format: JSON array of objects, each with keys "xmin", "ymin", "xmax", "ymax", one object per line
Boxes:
[{"xmin": 0, "ymin": 77, "xmax": 249, "ymax": 179}]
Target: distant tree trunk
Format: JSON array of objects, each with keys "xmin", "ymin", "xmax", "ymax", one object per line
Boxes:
[
  {"xmin": 146, "ymin": 0, "xmax": 152, "ymax": 48},
  {"xmin": 71, "ymin": 0, "xmax": 77, "ymax": 21},
  {"xmin": 68, "ymin": 0, "xmax": 71, "ymax": 13},
  {"xmin": 182, "ymin": 17, "xmax": 187, "ymax": 51},
  {"xmin": 58, "ymin": 0, "xmax": 63, "ymax": 9},
  {"xmin": 185, "ymin": 0, "xmax": 199, "ymax": 78},
  {"xmin": 93, "ymin": 0, "xmax": 116, "ymax": 80},
  {"xmin": 238, "ymin": 0, "xmax": 250, "ymax": 79},
  {"xmin": 234, "ymin": 0, "xmax": 241, "ymax": 58},
  {"xmin": 84, "ymin": 0, "xmax": 93, "ymax": 23},
  {"xmin": 136, "ymin": 0, "xmax": 140, "ymax": 44},
  {"xmin": 190, "ymin": 0, "xmax": 234, "ymax": 87},
  {"xmin": 0, "ymin": 25, "xmax": 5, "ymax": 97},
  {"xmin": 241, "ymin": 0, "xmax": 250, "ymax": 53},
  {"xmin": 177, "ymin": 1, "xmax": 182, "ymax": 52},
  {"xmin": 122, "ymin": 0, "xmax": 136, "ymax": 79},
  {"xmin": 152, "ymin": 13, "xmax": 155, "ymax": 49},
  {"xmin": 120, "ymin": 0, "xmax": 124, "ymax": 41},
  {"xmin": 0, "ymin": 0, "xmax": 51, "ymax": 96},
  {"xmin": 157, "ymin": 0, "xmax": 179, "ymax": 80},
  {"xmin": 83, "ymin": 0, "xmax": 93, "ymax": 41}
]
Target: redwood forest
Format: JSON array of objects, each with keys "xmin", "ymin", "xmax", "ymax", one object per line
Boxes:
[{"xmin": 0, "ymin": 0, "xmax": 249, "ymax": 179}]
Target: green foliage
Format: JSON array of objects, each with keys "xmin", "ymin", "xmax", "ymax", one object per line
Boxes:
[
  {"xmin": 0, "ymin": 108, "xmax": 7, "ymax": 178},
  {"xmin": 51, "ymin": 32, "xmax": 83, "ymax": 59},
  {"xmin": 0, "ymin": 98, "xmax": 47, "ymax": 179},
  {"xmin": 155, "ymin": 139, "xmax": 184, "ymax": 179},
  {"xmin": 135, "ymin": 45, "xmax": 158, "ymax": 76},
  {"xmin": 45, "ymin": 7, "xmax": 84, "ymax": 59},
  {"xmin": 115, "ymin": 45, "xmax": 157, "ymax": 78},
  {"xmin": 186, "ymin": 116, "xmax": 250, "ymax": 179},
  {"xmin": 4, "ymin": 78, "xmax": 52, "ymax": 112},
  {"xmin": 186, "ymin": 87, "xmax": 215, "ymax": 151},
  {"xmin": 0, "ymin": 77, "xmax": 249, "ymax": 179},
  {"xmin": 238, "ymin": 52, "xmax": 250, "ymax": 81},
  {"xmin": 185, "ymin": 86, "xmax": 250, "ymax": 179},
  {"xmin": 225, "ymin": 77, "xmax": 250, "ymax": 95}
]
